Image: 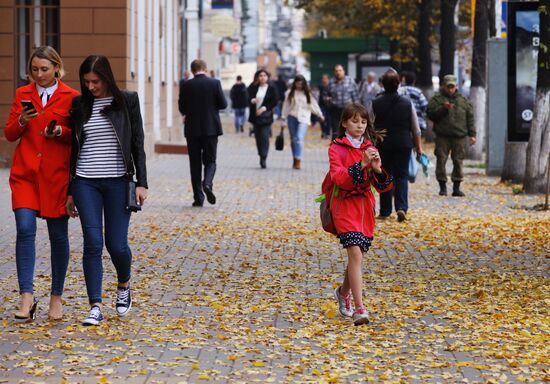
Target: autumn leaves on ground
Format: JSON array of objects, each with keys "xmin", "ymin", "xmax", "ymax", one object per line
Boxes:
[{"xmin": 0, "ymin": 134, "xmax": 548, "ymax": 383}]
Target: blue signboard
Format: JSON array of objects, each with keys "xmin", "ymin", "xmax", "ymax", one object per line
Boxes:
[{"xmin": 212, "ymin": 0, "xmax": 233, "ymax": 9}]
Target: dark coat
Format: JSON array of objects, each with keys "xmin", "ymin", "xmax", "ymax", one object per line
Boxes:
[
  {"xmin": 229, "ymin": 83, "xmax": 248, "ymax": 109},
  {"xmin": 69, "ymin": 91, "xmax": 148, "ymax": 189},
  {"xmin": 247, "ymin": 83, "xmax": 278, "ymax": 125},
  {"xmin": 178, "ymin": 74, "xmax": 227, "ymax": 137},
  {"xmin": 372, "ymin": 92, "xmax": 414, "ymax": 152}
]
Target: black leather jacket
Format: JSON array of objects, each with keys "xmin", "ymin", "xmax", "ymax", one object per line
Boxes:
[{"xmin": 69, "ymin": 91, "xmax": 148, "ymax": 189}]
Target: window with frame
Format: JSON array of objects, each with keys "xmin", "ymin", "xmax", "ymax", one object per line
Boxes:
[{"xmin": 16, "ymin": 0, "xmax": 60, "ymax": 87}]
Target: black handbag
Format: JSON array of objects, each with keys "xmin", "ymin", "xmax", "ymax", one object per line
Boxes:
[
  {"xmin": 275, "ymin": 126, "xmax": 284, "ymax": 151},
  {"xmin": 126, "ymin": 180, "xmax": 142, "ymax": 212},
  {"xmin": 255, "ymin": 109, "xmax": 273, "ymax": 126}
]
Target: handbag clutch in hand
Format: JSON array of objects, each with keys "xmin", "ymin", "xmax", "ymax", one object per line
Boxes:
[
  {"xmin": 126, "ymin": 180, "xmax": 142, "ymax": 212},
  {"xmin": 275, "ymin": 125, "xmax": 284, "ymax": 151}
]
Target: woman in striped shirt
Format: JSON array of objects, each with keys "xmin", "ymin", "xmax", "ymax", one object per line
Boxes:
[{"xmin": 67, "ymin": 55, "xmax": 148, "ymax": 326}]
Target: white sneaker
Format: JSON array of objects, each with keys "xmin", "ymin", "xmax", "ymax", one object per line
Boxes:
[
  {"xmin": 116, "ymin": 285, "xmax": 132, "ymax": 316},
  {"xmin": 334, "ymin": 287, "xmax": 353, "ymax": 317},
  {"xmin": 82, "ymin": 306, "xmax": 103, "ymax": 326},
  {"xmin": 353, "ymin": 307, "xmax": 370, "ymax": 326}
]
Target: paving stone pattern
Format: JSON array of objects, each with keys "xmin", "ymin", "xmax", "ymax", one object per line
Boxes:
[{"xmin": 0, "ymin": 120, "xmax": 547, "ymax": 383}]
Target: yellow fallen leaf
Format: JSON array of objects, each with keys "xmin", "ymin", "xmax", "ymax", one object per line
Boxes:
[{"xmin": 253, "ymin": 361, "xmax": 265, "ymax": 367}]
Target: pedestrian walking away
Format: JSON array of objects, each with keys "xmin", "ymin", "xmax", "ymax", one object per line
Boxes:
[
  {"xmin": 4, "ymin": 46, "xmax": 79, "ymax": 322},
  {"xmin": 427, "ymin": 74, "xmax": 476, "ymax": 197},
  {"xmin": 229, "ymin": 75, "xmax": 248, "ymax": 133},
  {"xmin": 359, "ymin": 71, "xmax": 381, "ymax": 109},
  {"xmin": 327, "ymin": 103, "xmax": 393, "ymax": 326},
  {"xmin": 399, "ymin": 71, "xmax": 428, "ymax": 132},
  {"xmin": 178, "ymin": 59, "xmax": 227, "ymax": 206},
  {"xmin": 247, "ymin": 69, "xmax": 279, "ymax": 169},
  {"xmin": 327, "ymin": 64, "xmax": 359, "ymax": 139},
  {"xmin": 318, "ymin": 74, "xmax": 332, "ymax": 139},
  {"xmin": 372, "ymin": 69, "xmax": 423, "ymax": 222},
  {"xmin": 281, "ymin": 74, "xmax": 324, "ymax": 170},
  {"xmin": 66, "ymin": 55, "xmax": 148, "ymax": 326},
  {"xmin": 273, "ymin": 75, "xmax": 288, "ymax": 119}
]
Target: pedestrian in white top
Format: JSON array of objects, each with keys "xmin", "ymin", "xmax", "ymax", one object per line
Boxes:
[{"xmin": 281, "ymin": 75, "xmax": 324, "ymax": 169}]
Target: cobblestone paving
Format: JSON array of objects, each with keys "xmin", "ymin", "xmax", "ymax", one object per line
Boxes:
[{"xmin": 0, "ymin": 120, "xmax": 548, "ymax": 383}]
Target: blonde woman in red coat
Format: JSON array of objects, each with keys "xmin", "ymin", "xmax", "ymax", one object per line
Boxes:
[
  {"xmin": 328, "ymin": 103, "xmax": 393, "ymax": 326},
  {"xmin": 4, "ymin": 46, "xmax": 79, "ymax": 321}
]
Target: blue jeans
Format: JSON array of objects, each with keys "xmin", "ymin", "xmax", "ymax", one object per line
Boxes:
[
  {"xmin": 379, "ymin": 149, "xmax": 410, "ymax": 216},
  {"xmin": 234, "ymin": 108, "xmax": 246, "ymax": 132},
  {"xmin": 287, "ymin": 115, "xmax": 308, "ymax": 160},
  {"xmin": 72, "ymin": 177, "xmax": 132, "ymax": 304},
  {"xmin": 14, "ymin": 208, "xmax": 69, "ymax": 295}
]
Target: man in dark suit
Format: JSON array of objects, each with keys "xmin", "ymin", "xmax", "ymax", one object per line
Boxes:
[{"xmin": 178, "ymin": 59, "xmax": 227, "ymax": 206}]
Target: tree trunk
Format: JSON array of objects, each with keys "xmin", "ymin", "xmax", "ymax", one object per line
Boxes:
[
  {"xmin": 468, "ymin": 87, "xmax": 486, "ymax": 160},
  {"xmin": 467, "ymin": 0, "xmax": 490, "ymax": 160},
  {"xmin": 502, "ymin": 142, "xmax": 528, "ymax": 183},
  {"xmin": 417, "ymin": 0, "xmax": 433, "ymax": 89},
  {"xmin": 389, "ymin": 39, "xmax": 400, "ymax": 70},
  {"xmin": 439, "ymin": 0, "xmax": 459, "ymax": 82},
  {"xmin": 524, "ymin": 0, "xmax": 550, "ymax": 194},
  {"xmin": 524, "ymin": 90, "xmax": 550, "ymax": 193}
]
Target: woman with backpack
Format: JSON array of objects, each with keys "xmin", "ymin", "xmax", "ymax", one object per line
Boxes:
[
  {"xmin": 281, "ymin": 74, "xmax": 324, "ymax": 169},
  {"xmin": 326, "ymin": 103, "xmax": 393, "ymax": 326}
]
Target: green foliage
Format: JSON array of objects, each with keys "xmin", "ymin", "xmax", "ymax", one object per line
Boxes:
[{"xmin": 297, "ymin": 0, "xmax": 472, "ymax": 64}]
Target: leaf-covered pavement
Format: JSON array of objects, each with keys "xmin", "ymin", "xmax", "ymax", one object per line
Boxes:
[{"xmin": 0, "ymin": 129, "xmax": 548, "ymax": 383}]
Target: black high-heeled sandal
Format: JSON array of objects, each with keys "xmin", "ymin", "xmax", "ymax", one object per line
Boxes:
[{"xmin": 14, "ymin": 299, "xmax": 38, "ymax": 320}]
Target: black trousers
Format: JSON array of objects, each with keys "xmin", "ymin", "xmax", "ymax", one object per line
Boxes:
[
  {"xmin": 253, "ymin": 123, "xmax": 271, "ymax": 159},
  {"xmin": 186, "ymin": 135, "xmax": 218, "ymax": 204},
  {"xmin": 329, "ymin": 106, "xmax": 344, "ymax": 139}
]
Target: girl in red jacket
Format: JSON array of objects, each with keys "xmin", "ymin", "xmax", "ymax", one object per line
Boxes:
[
  {"xmin": 329, "ymin": 103, "xmax": 393, "ymax": 325},
  {"xmin": 4, "ymin": 46, "xmax": 79, "ymax": 321}
]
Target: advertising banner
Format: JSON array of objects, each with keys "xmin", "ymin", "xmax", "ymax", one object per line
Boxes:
[{"xmin": 508, "ymin": 1, "xmax": 539, "ymax": 142}]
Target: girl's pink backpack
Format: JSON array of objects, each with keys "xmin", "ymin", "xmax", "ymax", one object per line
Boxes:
[{"xmin": 318, "ymin": 142, "xmax": 348, "ymax": 235}]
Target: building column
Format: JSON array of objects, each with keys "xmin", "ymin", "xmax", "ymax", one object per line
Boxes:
[{"xmin": 186, "ymin": 0, "xmax": 200, "ymax": 64}]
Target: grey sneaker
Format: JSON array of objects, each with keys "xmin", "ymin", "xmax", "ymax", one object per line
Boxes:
[
  {"xmin": 82, "ymin": 306, "xmax": 103, "ymax": 326},
  {"xmin": 116, "ymin": 285, "xmax": 132, "ymax": 316},
  {"xmin": 334, "ymin": 287, "xmax": 353, "ymax": 317},
  {"xmin": 353, "ymin": 307, "xmax": 370, "ymax": 326},
  {"xmin": 397, "ymin": 210, "xmax": 407, "ymax": 222}
]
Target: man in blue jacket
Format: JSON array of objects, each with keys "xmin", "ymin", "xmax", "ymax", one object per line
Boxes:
[{"xmin": 178, "ymin": 59, "xmax": 227, "ymax": 206}]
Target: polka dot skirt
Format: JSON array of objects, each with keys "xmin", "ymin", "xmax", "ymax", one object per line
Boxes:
[{"xmin": 337, "ymin": 232, "xmax": 373, "ymax": 252}]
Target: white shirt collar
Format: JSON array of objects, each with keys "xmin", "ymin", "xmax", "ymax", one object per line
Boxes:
[
  {"xmin": 345, "ymin": 132, "xmax": 364, "ymax": 148},
  {"xmin": 36, "ymin": 81, "xmax": 58, "ymax": 107}
]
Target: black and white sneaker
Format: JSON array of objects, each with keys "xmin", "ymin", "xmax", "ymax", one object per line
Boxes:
[
  {"xmin": 82, "ymin": 306, "xmax": 103, "ymax": 326},
  {"xmin": 116, "ymin": 285, "xmax": 132, "ymax": 316}
]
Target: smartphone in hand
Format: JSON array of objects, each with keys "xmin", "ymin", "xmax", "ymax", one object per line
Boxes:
[
  {"xmin": 21, "ymin": 100, "xmax": 37, "ymax": 112},
  {"xmin": 46, "ymin": 120, "xmax": 57, "ymax": 135}
]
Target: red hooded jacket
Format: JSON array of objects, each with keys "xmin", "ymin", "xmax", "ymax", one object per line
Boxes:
[
  {"xmin": 328, "ymin": 136, "xmax": 393, "ymax": 238},
  {"xmin": 4, "ymin": 81, "xmax": 79, "ymax": 218}
]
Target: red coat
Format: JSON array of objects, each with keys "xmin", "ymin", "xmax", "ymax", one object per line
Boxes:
[
  {"xmin": 4, "ymin": 81, "xmax": 79, "ymax": 218},
  {"xmin": 328, "ymin": 137, "xmax": 393, "ymax": 238}
]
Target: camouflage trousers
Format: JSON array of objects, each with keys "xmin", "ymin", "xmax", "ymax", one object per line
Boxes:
[{"xmin": 434, "ymin": 135, "xmax": 467, "ymax": 183}]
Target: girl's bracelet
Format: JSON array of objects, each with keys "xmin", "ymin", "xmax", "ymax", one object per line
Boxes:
[{"xmin": 18, "ymin": 116, "xmax": 26, "ymax": 127}]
